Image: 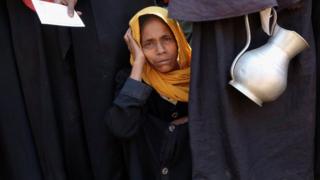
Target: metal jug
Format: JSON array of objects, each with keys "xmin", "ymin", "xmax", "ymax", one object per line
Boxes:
[{"xmin": 229, "ymin": 10, "xmax": 309, "ymax": 106}]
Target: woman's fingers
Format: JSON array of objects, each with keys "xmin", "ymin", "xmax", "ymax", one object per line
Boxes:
[
  {"xmin": 124, "ymin": 36, "xmax": 133, "ymax": 54},
  {"xmin": 127, "ymin": 29, "xmax": 133, "ymax": 38},
  {"xmin": 123, "ymin": 28, "xmax": 145, "ymax": 62},
  {"xmin": 124, "ymin": 29, "xmax": 137, "ymax": 53},
  {"xmin": 124, "ymin": 29, "xmax": 131, "ymax": 43},
  {"xmin": 54, "ymin": 0, "xmax": 79, "ymax": 17},
  {"xmin": 67, "ymin": 0, "xmax": 77, "ymax": 17},
  {"xmin": 126, "ymin": 31, "xmax": 140, "ymax": 50},
  {"xmin": 126, "ymin": 29, "xmax": 136, "ymax": 44}
]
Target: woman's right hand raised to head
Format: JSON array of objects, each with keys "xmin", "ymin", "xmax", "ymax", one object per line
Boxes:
[{"xmin": 124, "ymin": 28, "xmax": 146, "ymax": 81}]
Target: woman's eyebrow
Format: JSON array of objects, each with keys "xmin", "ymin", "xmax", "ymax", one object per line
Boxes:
[
  {"xmin": 142, "ymin": 38, "xmax": 155, "ymax": 43},
  {"xmin": 142, "ymin": 33, "xmax": 173, "ymax": 42},
  {"xmin": 161, "ymin": 34, "xmax": 172, "ymax": 37}
]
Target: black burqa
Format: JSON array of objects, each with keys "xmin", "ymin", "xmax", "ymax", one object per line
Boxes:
[
  {"xmin": 71, "ymin": 0, "xmax": 154, "ymax": 179},
  {"xmin": 314, "ymin": 0, "xmax": 320, "ymax": 178},
  {"xmin": 169, "ymin": 0, "xmax": 317, "ymax": 179},
  {"xmin": 0, "ymin": 2, "xmax": 42, "ymax": 179},
  {"xmin": 0, "ymin": 0, "xmax": 155, "ymax": 179},
  {"xmin": 1, "ymin": 0, "xmax": 91, "ymax": 179}
]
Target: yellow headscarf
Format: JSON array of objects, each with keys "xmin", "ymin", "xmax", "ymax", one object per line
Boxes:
[{"xmin": 129, "ymin": 6, "xmax": 191, "ymax": 102}]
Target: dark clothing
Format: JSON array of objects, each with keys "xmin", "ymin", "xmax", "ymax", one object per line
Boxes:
[
  {"xmin": 2, "ymin": 0, "xmax": 156, "ymax": 179},
  {"xmin": 1, "ymin": 0, "xmax": 91, "ymax": 179},
  {"xmin": 0, "ymin": 2, "xmax": 42, "ymax": 179},
  {"xmin": 105, "ymin": 69, "xmax": 192, "ymax": 180},
  {"xmin": 168, "ymin": 0, "xmax": 302, "ymax": 21},
  {"xmin": 168, "ymin": 0, "xmax": 276, "ymax": 21},
  {"xmin": 71, "ymin": 1, "xmax": 154, "ymax": 179},
  {"xmin": 314, "ymin": 0, "xmax": 320, "ymax": 178},
  {"xmin": 169, "ymin": 0, "xmax": 316, "ymax": 180}
]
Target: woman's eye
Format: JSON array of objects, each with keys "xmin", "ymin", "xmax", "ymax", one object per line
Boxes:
[
  {"xmin": 143, "ymin": 42, "xmax": 152, "ymax": 48},
  {"xmin": 163, "ymin": 36, "xmax": 173, "ymax": 41}
]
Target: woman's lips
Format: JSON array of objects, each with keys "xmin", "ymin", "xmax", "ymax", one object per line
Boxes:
[{"xmin": 156, "ymin": 59, "xmax": 170, "ymax": 66}]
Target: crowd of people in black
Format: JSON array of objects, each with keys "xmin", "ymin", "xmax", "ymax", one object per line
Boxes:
[{"xmin": 0, "ymin": 0, "xmax": 319, "ymax": 180}]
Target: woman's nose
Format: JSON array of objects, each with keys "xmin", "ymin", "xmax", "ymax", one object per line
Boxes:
[{"xmin": 156, "ymin": 42, "xmax": 166, "ymax": 54}]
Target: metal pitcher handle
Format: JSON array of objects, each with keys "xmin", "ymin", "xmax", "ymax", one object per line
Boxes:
[
  {"xmin": 260, "ymin": 8, "xmax": 278, "ymax": 36},
  {"xmin": 230, "ymin": 8, "xmax": 278, "ymax": 80},
  {"xmin": 230, "ymin": 15, "xmax": 251, "ymax": 80}
]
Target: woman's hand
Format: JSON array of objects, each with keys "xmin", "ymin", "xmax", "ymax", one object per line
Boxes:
[
  {"xmin": 124, "ymin": 28, "xmax": 146, "ymax": 65},
  {"xmin": 54, "ymin": 0, "xmax": 82, "ymax": 17},
  {"xmin": 124, "ymin": 28, "xmax": 146, "ymax": 81}
]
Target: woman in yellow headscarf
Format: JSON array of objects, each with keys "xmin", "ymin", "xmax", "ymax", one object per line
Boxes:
[
  {"xmin": 127, "ymin": 6, "xmax": 191, "ymax": 103},
  {"xmin": 105, "ymin": 6, "xmax": 192, "ymax": 180}
]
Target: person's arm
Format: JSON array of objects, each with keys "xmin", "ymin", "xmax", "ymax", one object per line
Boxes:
[
  {"xmin": 105, "ymin": 77, "xmax": 152, "ymax": 138},
  {"xmin": 105, "ymin": 28, "xmax": 150, "ymax": 138}
]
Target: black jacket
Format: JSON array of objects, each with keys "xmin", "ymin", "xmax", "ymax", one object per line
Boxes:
[{"xmin": 105, "ymin": 69, "xmax": 192, "ymax": 180}]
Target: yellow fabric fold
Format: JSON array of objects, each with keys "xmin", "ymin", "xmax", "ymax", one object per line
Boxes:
[{"xmin": 129, "ymin": 6, "xmax": 191, "ymax": 102}]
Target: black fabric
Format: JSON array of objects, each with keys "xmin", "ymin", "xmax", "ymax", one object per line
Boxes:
[
  {"xmin": 168, "ymin": 0, "xmax": 302, "ymax": 21},
  {"xmin": 0, "ymin": 1, "xmax": 42, "ymax": 179},
  {"xmin": 89, "ymin": 0, "xmax": 154, "ymax": 50},
  {"xmin": 1, "ymin": 0, "xmax": 92, "ymax": 179},
  {"xmin": 6, "ymin": 1, "xmax": 67, "ymax": 180},
  {"xmin": 41, "ymin": 28, "xmax": 93, "ymax": 180},
  {"xmin": 168, "ymin": 0, "xmax": 316, "ymax": 179},
  {"xmin": 314, "ymin": 0, "xmax": 320, "ymax": 178},
  {"xmin": 1, "ymin": 0, "xmax": 156, "ymax": 179},
  {"xmin": 105, "ymin": 70, "xmax": 192, "ymax": 180},
  {"xmin": 2, "ymin": 0, "xmax": 160, "ymax": 179},
  {"xmin": 71, "ymin": 0, "xmax": 154, "ymax": 179}
]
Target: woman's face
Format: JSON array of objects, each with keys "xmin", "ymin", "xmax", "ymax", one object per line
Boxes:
[{"xmin": 140, "ymin": 17, "xmax": 179, "ymax": 73}]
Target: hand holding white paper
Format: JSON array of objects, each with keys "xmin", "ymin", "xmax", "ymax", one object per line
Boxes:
[{"xmin": 31, "ymin": 0, "xmax": 85, "ymax": 27}]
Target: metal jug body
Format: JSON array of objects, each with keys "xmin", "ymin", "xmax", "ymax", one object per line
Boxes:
[{"xmin": 229, "ymin": 14, "xmax": 309, "ymax": 106}]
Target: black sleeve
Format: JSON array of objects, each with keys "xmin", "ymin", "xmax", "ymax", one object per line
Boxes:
[{"xmin": 105, "ymin": 77, "xmax": 152, "ymax": 138}]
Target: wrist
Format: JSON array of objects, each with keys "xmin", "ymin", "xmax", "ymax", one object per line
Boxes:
[{"xmin": 130, "ymin": 65, "xmax": 144, "ymax": 81}]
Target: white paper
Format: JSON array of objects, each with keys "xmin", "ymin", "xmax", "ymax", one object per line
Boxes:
[{"xmin": 31, "ymin": 0, "xmax": 85, "ymax": 27}]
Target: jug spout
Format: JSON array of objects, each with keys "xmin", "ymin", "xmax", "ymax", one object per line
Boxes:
[{"xmin": 270, "ymin": 25, "xmax": 309, "ymax": 59}]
